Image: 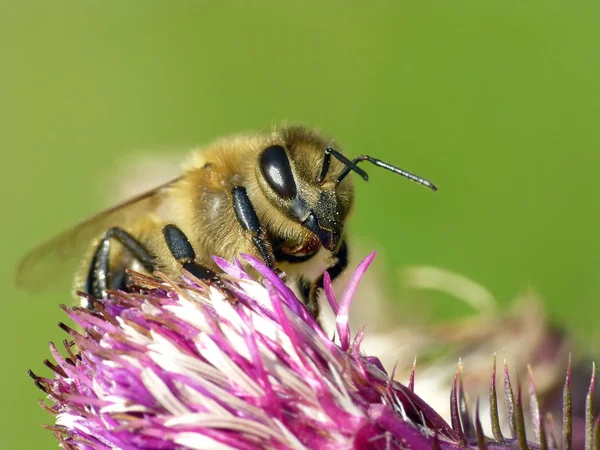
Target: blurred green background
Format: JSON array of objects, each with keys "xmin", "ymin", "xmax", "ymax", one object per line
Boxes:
[{"xmin": 1, "ymin": 1, "xmax": 599, "ymax": 448}]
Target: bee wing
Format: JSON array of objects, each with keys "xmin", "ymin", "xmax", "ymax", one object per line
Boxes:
[{"xmin": 16, "ymin": 177, "xmax": 181, "ymax": 293}]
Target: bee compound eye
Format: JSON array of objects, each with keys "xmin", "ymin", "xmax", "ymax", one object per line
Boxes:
[{"xmin": 259, "ymin": 145, "xmax": 297, "ymax": 199}]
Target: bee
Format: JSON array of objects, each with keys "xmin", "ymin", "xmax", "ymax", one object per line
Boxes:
[{"xmin": 16, "ymin": 125, "xmax": 437, "ymax": 318}]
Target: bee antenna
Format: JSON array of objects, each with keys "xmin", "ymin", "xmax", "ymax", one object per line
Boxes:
[
  {"xmin": 317, "ymin": 147, "xmax": 368, "ymax": 184},
  {"xmin": 337, "ymin": 155, "xmax": 438, "ymax": 191}
]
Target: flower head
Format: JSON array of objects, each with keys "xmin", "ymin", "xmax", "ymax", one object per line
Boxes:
[{"xmin": 31, "ymin": 252, "xmax": 597, "ymax": 449}]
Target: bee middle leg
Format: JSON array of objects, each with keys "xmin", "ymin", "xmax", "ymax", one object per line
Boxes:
[
  {"xmin": 162, "ymin": 224, "xmax": 234, "ymax": 301},
  {"xmin": 298, "ymin": 239, "xmax": 348, "ymax": 319},
  {"xmin": 86, "ymin": 227, "xmax": 157, "ymax": 303}
]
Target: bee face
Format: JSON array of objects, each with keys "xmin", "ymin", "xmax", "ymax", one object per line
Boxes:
[{"xmin": 257, "ymin": 140, "xmax": 348, "ymax": 251}]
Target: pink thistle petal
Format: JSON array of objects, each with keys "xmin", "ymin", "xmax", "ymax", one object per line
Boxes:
[
  {"xmin": 323, "ymin": 271, "xmax": 339, "ymax": 315},
  {"xmin": 336, "ymin": 251, "xmax": 376, "ymax": 351},
  {"xmin": 212, "ymin": 256, "xmax": 252, "ymax": 281},
  {"xmin": 241, "ymin": 253, "xmax": 305, "ymax": 318}
]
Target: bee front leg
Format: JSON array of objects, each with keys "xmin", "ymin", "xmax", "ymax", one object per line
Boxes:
[
  {"xmin": 162, "ymin": 224, "xmax": 235, "ymax": 302},
  {"xmin": 231, "ymin": 186, "xmax": 285, "ymax": 280},
  {"xmin": 299, "ymin": 239, "xmax": 348, "ymax": 319},
  {"xmin": 85, "ymin": 227, "xmax": 157, "ymax": 304}
]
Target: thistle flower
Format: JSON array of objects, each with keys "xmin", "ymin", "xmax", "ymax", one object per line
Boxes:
[{"xmin": 31, "ymin": 252, "xmax": 598, "ymax": 449}]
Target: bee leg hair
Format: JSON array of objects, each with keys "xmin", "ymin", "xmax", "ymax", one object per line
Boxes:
[
  {"xmin": 162, "ymin": 224, "xmax": 236, "ymax": 302},
  {"xmin": 85, "ymin": 227, "xmax": 157, "ymax": 304}
]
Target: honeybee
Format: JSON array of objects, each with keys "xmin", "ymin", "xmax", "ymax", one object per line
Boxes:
[{"xmin": 17, "ymin": 125, "xmax": 437, "ymax": 318}]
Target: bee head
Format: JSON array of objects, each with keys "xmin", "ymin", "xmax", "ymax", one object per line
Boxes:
[
  {"xmin": 258, "ymin": 143, "xmax": 346, "ymax": 251},
  {"xmin": 256, "ymin": 127, "xmax": 437, "ymax": 252}
]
